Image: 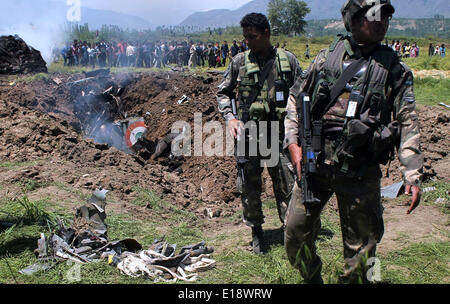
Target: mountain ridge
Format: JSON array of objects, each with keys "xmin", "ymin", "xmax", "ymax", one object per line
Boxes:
[{"xmin": 179, "ymin": 0, "xmax": 450, "ymax": 28}]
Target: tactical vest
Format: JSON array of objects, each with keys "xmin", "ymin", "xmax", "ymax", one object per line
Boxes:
[
  {"xmin": 311, "ymin": 35, "xmax": 399, "ymax": 172},
  {"xmin": 237, "ymin": 48, "xmax": 292, "ymax": 126}
]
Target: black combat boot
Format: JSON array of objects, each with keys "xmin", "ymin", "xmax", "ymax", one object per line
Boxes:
[
  {"xmin": 303, "ymin": 258, "xmax": 324, "ymax": 284},
  {"xmin": 305, "ymin": 272, "xmax": 324, "ymax": 284},
  {"xmin": 251, "ymin": 225, "xmax": 268, "ymax": 254}
]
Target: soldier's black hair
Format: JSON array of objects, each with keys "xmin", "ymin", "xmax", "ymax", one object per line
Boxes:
[{"xmin": 240, "ymin": 13, "xmax": 270, "ymax": 33}]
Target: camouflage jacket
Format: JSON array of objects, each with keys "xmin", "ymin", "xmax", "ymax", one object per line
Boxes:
[
  {"xmin": 217, "ymin": 47, "xmax": 302, "ymax": 122},
  {"xmin": 285, "ymin": 39, "xmax": 423, "ymax": 186}
]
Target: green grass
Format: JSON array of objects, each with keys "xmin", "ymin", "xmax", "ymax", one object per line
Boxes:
[
  {"xmin": 0, "ymin": 160, "xmax": 45, "ymax": 168},
  {"xmin": 14, "ymin": 73, "xmax": 50, "ymax": 83},
  {"xmin": 379, "ymin": 242, "xmax": 450, "ymax": 284},
  {"xmin": 419, "ymin": 180, "xmax": 450, "ymax": 220},
  {"xmin": 404, "ymin": 55, "xmax": 450, "ymax": 71},
  {"xmin": 48, "ymin": 60, "xmax": 175, "ymax": 75},
  {"xmin": 414, "ymin": 77, "xmax": 450, "ymax": 105},
  {"xmin": 0, "ymin": 183, "xmax": 449, "ymax": 284}
]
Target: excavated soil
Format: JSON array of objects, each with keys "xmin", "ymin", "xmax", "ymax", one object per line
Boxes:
[{"xmin": 0, "ymin": 70, "xmax": 449, "ymax": 224}]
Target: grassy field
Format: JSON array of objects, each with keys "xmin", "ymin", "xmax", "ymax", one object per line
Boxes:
[
  {"xmin": 0, "ymin": 176, "xmax": 448, "ymax": 284},
  {"xmin": 1, "ymin": 37, "xmax": 449, "ymax": 285}
]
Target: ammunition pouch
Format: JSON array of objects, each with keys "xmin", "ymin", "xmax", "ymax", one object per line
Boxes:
[
  {"xmin": 311, "ymin": 78, "xmax": 331, "ymax": 120},
  {"xmin": 334, "ymin": 119, "xmax": 372, "ymax": 171},
  {"xmin": 334, "ymin": 119, "xmax": 400, "ymax": 172},
  {"xmin": 274, "ymin": 78, "xmax": 288, "ymax": 108},
  {"xmin": 371, "ymin": 120, "xmax": 400, "ymax": 165}
]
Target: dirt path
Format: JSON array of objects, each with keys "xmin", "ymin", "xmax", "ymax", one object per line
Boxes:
[{"xmin": 413, "ymin": 69, "xmax": 450, "ymax": 79}]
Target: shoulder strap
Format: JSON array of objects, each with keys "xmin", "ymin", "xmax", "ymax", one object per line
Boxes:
[
  {"xmin": 244, "ymin": 55, "xmax": 276, "ymax": 106},
  {"xmin": 313, "ymin": 57, "xmax": 367, "ymax": 118},
  {"xmin": 276, "ymin": 49, "xmax": 291, "ymax": 73},
  {"xmin": 329, "ymin": 34, "xmax": 344, "ymax": 52},
  {"xmin": 329, "ymin": 57, "xmax": 366, "ymax": 104}
]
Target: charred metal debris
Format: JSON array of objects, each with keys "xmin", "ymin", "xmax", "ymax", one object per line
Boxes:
[{"xmin": 19, "ymin": 189, "xmax": 215, "ymax": 282}]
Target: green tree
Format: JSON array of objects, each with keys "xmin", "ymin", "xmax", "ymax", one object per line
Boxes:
[{"xmin": 268, "ymin": 0, "xmax": 310, "ymax": 36}]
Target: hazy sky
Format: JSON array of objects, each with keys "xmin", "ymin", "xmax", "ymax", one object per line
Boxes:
[{"xmin": 54, "ymin": 0, "xmax": 253, "ymax": 25}]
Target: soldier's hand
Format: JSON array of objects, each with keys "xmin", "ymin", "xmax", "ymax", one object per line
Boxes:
[
  {"xmin": 228, "ymin": 118, "xmax": 244, "ymax": 139},
  {"xmin": 404, "ymin": 184, "xmax": 421, "ymax": 214},
  {"xmin": 288, "ymin": 144, "xmax": 302, "ymax": 182}
]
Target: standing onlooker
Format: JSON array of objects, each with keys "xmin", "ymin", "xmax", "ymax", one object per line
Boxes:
[
  {"xmin": 435, "ymin": 45, "xmax": 441, "ymax": 56},
  {"xmin": 428, "ymin": 43, "xmax": 434, "ymax": 56},
  {"xmin": 88, "ymin": 43, "xmax": 97, "ymax": 68},
  {"xmin": 395, "ymin": 40, "xmax": 401, "ymax": 57},
  {"xmin": 305, "ymin": 44, "xmax": 310, "ymax": 59},
  {"xmin": 116, "ymin": 41, "xmax": 125, "ymax": 67},
  {"xmin": 207, "ymin": 44, "xmax": 216, "ymax": 68},
  {"xmin": 98, "ymin": 42, "xmax": 107, "ymax": 67},
  {"xmin": 240, "ymin": 39, "xmax": 247, "ymax": 52},
  {"xmin": 196, "ymin": 42, "xmax": 204, "ymax": 66},
  {"xmin": 126, "ymin": 43, "xmax": 136, "ymax": 67},
  {"xmin": 220, "ymin": 40, "xmax": 229, "ymax": 66},
  {"xmin": 61, "ymin": 44, "xmax": 70, "ymax": 66},
  {"xmin": 188, "ymin": 41, "xmax": 197, "ymax": 68},
  {"xmin": 410, "ymin": 42, "xmax": 417, "ymax": 58},
  {"xmin": 440, "ymin": 44, "xmax": 446, "ymax": 57},
  {"xmin": 230, "ymin": 40, "xmax": 240, "ymax": 58},
  {"xmin": 404, "ymin": 42, "xmax": 411, "ymax": 58}
]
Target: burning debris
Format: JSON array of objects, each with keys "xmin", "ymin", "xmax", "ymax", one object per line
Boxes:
[
  {"xmin": 0, "ymin": 35, "xmax": 48, "ymax": 75},
  {"xmin": 69, "ymin": 72, "xmax": 188, "ymax": 170}
]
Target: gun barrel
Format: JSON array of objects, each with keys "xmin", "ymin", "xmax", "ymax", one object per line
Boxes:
[{"xmin": 231, "ymin": 98, "xmax": 237, "ymax": 116}]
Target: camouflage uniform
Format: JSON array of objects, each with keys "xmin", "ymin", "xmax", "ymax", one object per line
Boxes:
[
  {"xmin": 284, "ymin": 35, "xmax": 423, "ymax": 282},
  {"xmin": 217, "ymin": 47, "xmax": 302, "ymax": 227}
]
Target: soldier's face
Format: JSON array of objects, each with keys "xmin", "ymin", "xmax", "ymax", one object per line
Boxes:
[
  {"xmin": 352, "ymin": 12, "xmax": 391, "ymax": 44},
  {"xmin": 242, "ymin": 27, "xmax": 270, "ymax": 54}
]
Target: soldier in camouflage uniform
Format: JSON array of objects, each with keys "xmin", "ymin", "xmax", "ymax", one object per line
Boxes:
[
  {"xmin": 217, "ymin": 13, "xmax": 302, "ymax": 254},
  {"xmin": 284, "ymin": 0, "xmax": 423, "ymax": 283}
]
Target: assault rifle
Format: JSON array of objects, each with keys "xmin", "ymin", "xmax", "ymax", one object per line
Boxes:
[
  {"xmin": 297, "ymin": 93, "xmax": 322, "ymax": 216},
  {"xmin": 231, "ymin": 98, "xmax": 248, "ymax": 184}
]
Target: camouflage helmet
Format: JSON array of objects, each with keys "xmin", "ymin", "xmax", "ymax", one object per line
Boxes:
[{"xmin": 341, "ymin": 0, "xmax": 395, "ymax": 32}]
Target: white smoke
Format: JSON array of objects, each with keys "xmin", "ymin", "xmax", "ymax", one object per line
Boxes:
[
  {"xmin": 0, "ymin": 23, "xmax": 64, "ymax": 65},
  {"xmin": 0, "ymin": 0, "xmax": 71, "ymax": 65}
]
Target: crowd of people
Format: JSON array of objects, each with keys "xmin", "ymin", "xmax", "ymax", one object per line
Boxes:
[
  {"xmin": 385, "ymin": 40, "xmax": 447, "ymax": 58},
  {"xmin": 56, "ymin": 39, "xmax": 255, "ymax": 69}
]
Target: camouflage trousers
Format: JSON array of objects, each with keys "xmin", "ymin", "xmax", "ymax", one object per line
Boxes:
[
  {"xmin": 237, "ymin": 151, "xmax": 295, "ymax": 227},
  {"xmin": 284, "ymin": 164, "xmax": 384, "ymax": 283}
]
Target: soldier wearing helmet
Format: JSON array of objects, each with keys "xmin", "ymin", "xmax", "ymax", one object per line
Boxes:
[{"xmin": 283, "ymin": 0, "xmax": 423, "ymax": 283}]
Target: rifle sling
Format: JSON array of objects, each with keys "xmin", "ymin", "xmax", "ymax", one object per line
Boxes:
[
  {"xmin": 244, "ymin": 56, "xmax": 276, "ymax": 109},
  {"xmin": 318, "ymin": 57, "xmax": 367, "ymax": 118}
]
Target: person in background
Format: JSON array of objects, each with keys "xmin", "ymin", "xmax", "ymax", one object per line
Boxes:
[
  {"xmin": 428, "ymin": 43, "xmax": 434, "ymax": 57},
  {"xmin": 434, "ymin": 45, "xmax": 440, "ymax": 56},
  {"xmin": 440, "ymin": 44, "xmax": 446, "ymax": 57},
  {"xmin": 410, "ymin": 42, "xmax": 417, "ymax": 58},
  {"xmin": 230, "ymin": 40, "xmax": 240, "ymax": 58},
  {"xmin": 221, "ymin": 40, "xmax": 229, "ymax": 66}
]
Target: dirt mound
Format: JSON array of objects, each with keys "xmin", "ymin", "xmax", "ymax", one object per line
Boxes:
[
  {"xmin": 381, "ymin": 105, "xmax": 450, "ymax": 186},
  {"xmin": 0, "ymin": 70, "xmax": 448, "ymax": 221},
  {"xmin": 0, "ymin": 71, "xmax": 240, "ymax": 219},
  {"xmin": 0, "ymin": 35, "xmax": 48, "ymax": 75}
]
